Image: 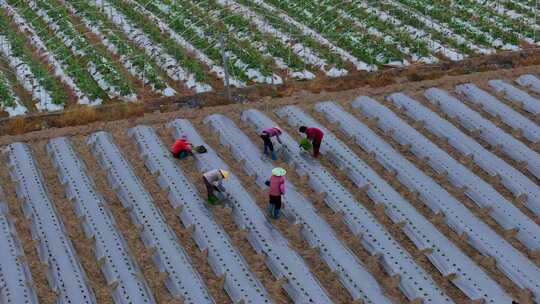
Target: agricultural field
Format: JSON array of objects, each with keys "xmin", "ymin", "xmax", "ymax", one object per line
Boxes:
[
  {"xmin": 0, "ymin": 0, "xmax": 540, "ymax": 116},
  {"xmin": 0, "ymin": 66, "xmax": 539, "ymax": 304}
]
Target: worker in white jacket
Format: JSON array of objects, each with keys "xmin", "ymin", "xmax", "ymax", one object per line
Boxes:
[{"xmin": 202, "ymin": 169, "xmax": 229, "ymax": 204}]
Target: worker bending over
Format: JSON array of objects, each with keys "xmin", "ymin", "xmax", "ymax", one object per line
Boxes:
[
  {"xmin": 202, "ymin": 169, "xmax": 229, "ymax": 204},
  {"xmin": 266, "ymin": 167, "xmax": 286, "ymax": 219},
  {"xmin": 171, "ymin": 137, "xmax": 193, "ymax": 159},
  {"xmin": 299, "ymin": 126, "xmax": 324, "ymax": 158},
  {"xmin": 260, "ymin": 126, "xmax": 283, "ymax": 160}
]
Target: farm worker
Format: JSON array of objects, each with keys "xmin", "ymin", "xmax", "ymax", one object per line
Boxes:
[
  {"xmin": 260, "ymin": 126, "xmax": 283, "ymax": 160},
  {"xmin": 202, "ymin": 169, "xmax": 229, "ymax": 204},
  {"xmin": 299, "ymin": 126, "xmax": 324, "ymax": 158},
  {"xmin": 266, "ymin": 167, "xmax": 286, "ymax": 219},
  {"xmin": 171, "ymin": 137, "xmax": 193, "ymax": 159}
]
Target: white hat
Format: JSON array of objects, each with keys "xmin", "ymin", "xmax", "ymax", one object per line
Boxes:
[{"xmin": 272, "ymin": 167, "xmax": 286, "ymax": 176}]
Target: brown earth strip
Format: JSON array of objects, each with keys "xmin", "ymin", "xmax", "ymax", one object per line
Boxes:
[
  {"xmin": 405, "ymin": 90, "xmax": 540, "ymax": 186},
  {"xmin": 271, "ymin": 109, "xmax": 474, "ymax": 304},
  {"xmin": 154, "ymin": 123, "xmax": 291, "ymax": 304},
  {"xmin": 187, "ymin": 116, "xmax": 354, "ymax": 303},
  {"xmin": 223, "ymin": 112, "xmax": 410, "ymax": 303},
  {"xmin": 0, "ymin": 154, "xmax": 56, "ymax": 302},
  {"xmin": 307, "ymin": 104, "xmax": 533, "ymax": 302},
  {"xmin": 461, "ymin": 92, "xmax": 537, "ymax": 150},
  {"xmin": 70, "ymin": 135, "xmax": 175, "ymax": 303},
  {"xmin": 476, "ymin": 79, "xmax": 540, "ymax": 126},
  {"xmin": 3, "ymin": 50, "xmax": 540, "ymax": 134},
  {"xmin": 344, "ymin": 102, "xmax": 539, "ymax": 263},
  {"xmin": 31, "ymin": 141, "xmax": 113, "ymax": 303},
  {"xmin": 109, "ymin": 128, "xmax": 232, "ymax": 303},
  {"xmin": 378, "ymin": 97, "xmax": 540, "ymax": 226}
]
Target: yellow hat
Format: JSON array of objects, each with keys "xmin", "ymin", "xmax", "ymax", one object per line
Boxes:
[
  {"xmin": 272, "ymin": 167, "xmax": 286, "ymax": 177},
  {"xmin": 220, "ymin": 170, "xmax": 230, "ymax": 179}
]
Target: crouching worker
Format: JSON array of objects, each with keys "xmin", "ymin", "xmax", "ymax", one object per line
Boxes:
[
  {"xmin": 265, "ymin": 167, "xmax": 286, "ymax": 219},
  {"xmin": 171, "ymin": 137, "xmax": 193, "ymax": 159},
  {"xmin": 299, "ymin": 126, "xmax": 324, "ymax": 158},
  {"xmin": 260, "ymin": 126, "xmax": 283, "ymax": 160},
  {"xmin": 202, "ymin": 169, "xmax": 229, "ymax": 205}
]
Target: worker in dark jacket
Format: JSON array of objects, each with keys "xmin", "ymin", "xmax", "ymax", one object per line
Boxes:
[
  {"xmin": 299, "ymin": 126, "xmax": 324, "ymax": 158},
  {"xmin": 202, "ymin": 169, "xmax": 229, "ymax": 204},
  {"xmin": 171, "ymin": 137, "xmax": 193, "ymax": 159},
  {"xmin": 266, "ymin": 167, "xmax": 286, "ymax": 219}
]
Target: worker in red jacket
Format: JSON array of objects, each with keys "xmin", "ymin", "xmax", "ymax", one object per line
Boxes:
[
  {"xmin": 170, "ymin": 137, "xmax": 193, "ymax": 159},
  {"xmin": 299, "ymin": 126, "xmax": 324, "ymax": 158}
]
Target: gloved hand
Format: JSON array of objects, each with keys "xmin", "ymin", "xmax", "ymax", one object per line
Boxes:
[{"xmin": 264, "ymin": 180, "xmax": 270, "ymax": 187}]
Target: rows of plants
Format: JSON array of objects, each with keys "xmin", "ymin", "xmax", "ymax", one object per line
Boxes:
[
  {"xmin": 114, "ymin": 0, "xmax": 245, "ymax": 87},
  {"xmin": 23, "ymin": 0, "xmax": 136, "ymax": 101},
  {"xmin": 1, "ymin": 0, "xmax": 539, "ymax": 116},
  {"xmin": 245, "ymin": 0, "xmax": 378, "ymax": 71},
  {"xmin": 347, "ymin": 0, "xmax": 464, "ymax": 61},
  {"xmin": 177, "ymin": 0, "xmax": 285, "ymax": 83},
  {"xmin": 398, "ymin": 0, "xmax": 540, "ymax": 48},
  {"xmin": 194, "ymin": 0, "xmax": 317, "ymax": 80},
  {"xmin": 213, "ymin": 0, "xmax": 346, "ymax": 77},
  {"xmin": 390, "ymin": 0, "xmax": 517, "ymax": 50},
  {"xmin": 260, "ymin": 0, "xmax": 466, "ymax": 61},
  {"xmin": 508, "ymin": 0, "xmax": 540, "ymax": 17},
  {"xmin": 128, "ymin": 0, "xmax": 281, "ymax": 85},
  {"xmin": 477, "ymin": 0, "xmax": 540, "ymax": 30},
  {"xmin": 362, "ymin": 0, "xmax": 476, "ymax": 58},
  {"xmin": 89, "ymin": 0, "xmax": 214, "ymax": 91},
  {"xmin": 0, "ymin": 9, "xmax": 65, "ymax": 110},
  {"xmin": 3, "ymin": 1, "xmax": 104, "ymax": 105},
  {"xmin": 258, "ymin": 0, "xmax": 411, "ymax": 67},
  {"xmin": 233, "ymin": 0, "xmax": 348, "ymax": 74},
  {"xmin": 383, "ymin": 0, "xmax": 495, "ymax": 55},
  {"xmin": 0, "ymin": 68, "xmax": 27, "ymax": 116},
  {"xmin": 460, "ymin": 0, "xmax": 540, "ymax": 44},
  {"xmin": 334, "ymin": 0, "xmax": 435, "ymax": 63},
  {"xmin": 65, "ymin": 0, "xmax": 176, "ymax": 96}
]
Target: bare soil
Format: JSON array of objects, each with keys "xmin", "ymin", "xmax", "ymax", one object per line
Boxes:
[{"xmin": 1, "ymin": 66, "xmax": 539, "ymax": 303}]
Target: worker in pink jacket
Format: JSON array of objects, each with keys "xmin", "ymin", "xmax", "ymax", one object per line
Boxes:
[
  {"xmin": 266, "ymin": 167, "xmax": 286, "ymax": 219},
  {"xmin": 260, "ymin": 126, "xmax": 283, "ymax": 160}
]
